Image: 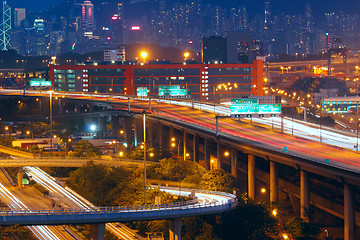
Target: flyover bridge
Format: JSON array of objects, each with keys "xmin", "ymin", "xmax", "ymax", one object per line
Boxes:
[
  {"xmin": 1, "ymin": 89, "xmax": 360, "ymax": 240},
  {"xmin": 0, "ymin": 186, "xmax": 237, "ymax": 240}
]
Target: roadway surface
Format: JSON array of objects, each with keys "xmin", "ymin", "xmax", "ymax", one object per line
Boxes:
[{"xmin": 0, "ymin": 169, "xmax": 82, "ymax": 240}]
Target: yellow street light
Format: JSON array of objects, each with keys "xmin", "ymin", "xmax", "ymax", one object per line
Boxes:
[
  {"xmin": 272, "ymin": 209, "xmax": 277, "ymax": 217},
  {"xmin": 26, "ymin": 131, "xmax": 30, "ymax": 135},
  {"xmin": 224, "ymin": 151, "xmax": 229, "ymax": 157},
  {"xmin": 171, "ymin": 137, "xmax": 175, "ymax": 142},
  {"xmin": 120, "ymin": 130, "xmax": 124, "ymax": 134},
  {"xmin": 282, "ymin": 233, "xmax": 289, "ymax": 239},
  {"xmin": 261, "ymin": 188, "xmax": 266, "ymax": 193},
  {"xmin": 185, "ymin": 153, "xmax": 190, "ymax": 157},
  {"xmin": 140, "ymin": 51, "xmax": 148, "ymax": 64},
  {"xmin": 184, "ymin": 52, "xmax": 190, "ymax": 59},
  {"xmin": 171, "ymin": 143, "xmax": 176, "ymax": 147},
  {"xmin": 119, "ymin": 151, "xmax": 124, "ymax": 157},
  {"xmin": 5, "ymin": 126, "xmax": 8, "ymax": 131},
  {"xmin": 149, "ymin": 153, "xmax": 154, "ymax": 157}
]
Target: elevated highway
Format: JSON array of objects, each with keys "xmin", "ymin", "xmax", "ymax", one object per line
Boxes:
[{"xmin": 0, "ymin": 89, "xmax": 359, "ymax": 240}]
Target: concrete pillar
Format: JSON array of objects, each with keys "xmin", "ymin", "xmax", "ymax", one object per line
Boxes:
[
  {"xmin": 97, "ymin": 116, "xmax": 106, "ymax": 136},
  {"xmin": 216, "ymin": 143, "xmax": 222, "ymax": 169},
  {"xmin": 183, "ymin": 131, "xmax": 187, "ymax": 161},
  {"xmin": 270, "ymin": 161, "xmax": 278, "ymax": 205},
  {"xmin": 133, "ymin": 117, "xmax": 143, "ymax": 147},
  {"xmin": 159, "ymin": 124, "xmax": 164, "ymax": 152},
  {"xmin": 248, "ymin": 155, "xmax": 255, "ymax": 199},
  {"xmin": 193, "ymin": 135, "xmax": 199, "ymax": 163},
  {"xmin": 58, "ymin": 98, "xmax": 64, "ymax": 115},
  {"xmin": 204, "ymin": 139, "xmax": 210, "ymax": 170},
  {"xmin": 148, "ymin": 120, "xmax": 154, "ymax": 148},
  {"xmin": 231, "ymin": 149, "xmax": 238, "ymax": 178},
  {"xmin": 111, "ymin": 115, "xmax": 120, "ymax": 136},
  {"xmin": 17, "ymin": 167, "xmax": 23, "ymax": 188},
  {"xmin": 90, "ymin": 223, "xmax": 105, "ymax": 240},
  {"xmin": 300, "ymin": 170, "xmax": 310, "ymax": 221},
  {"xmin": 122, "ymin": 117, "xmax": 133, "ymax": 149},
  {"xmin": 168, "ymin": 218, "xmax": 182, "ymax": 240},
  {"xmin": 344, "ymin": 183, "xmax": 355, "ymax": 240}
]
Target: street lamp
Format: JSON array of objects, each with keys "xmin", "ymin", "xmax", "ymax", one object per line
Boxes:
[
  {"xmin": 48, "ymin": 90, "xmax": 54, "ymax": 158},
  {"xmin": 141, "ymin": 51, "xmax": 148, "ymax": 64}
]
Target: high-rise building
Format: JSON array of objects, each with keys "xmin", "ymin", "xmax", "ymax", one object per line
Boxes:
[
  {"xmin": 14, "ymin": 8, "xmax": 26, "ymax": 28},
  {"xmin": 264, "ymin": 1, "xmax": 271, "ymax": 30},
  {"xmin": 81, "ymin": 0, "xmax": 94, "ymax": 34}
]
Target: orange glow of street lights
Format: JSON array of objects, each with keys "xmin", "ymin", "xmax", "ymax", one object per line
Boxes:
[{"xmin": 184, "ymin": 52, "xmax": 190, "ymax": 59}]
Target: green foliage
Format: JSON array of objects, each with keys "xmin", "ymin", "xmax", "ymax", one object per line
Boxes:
[
  {"xmin": 0, "ymin": 225, "xmax": 37, "ymax": 240},
  {"xmin": 0, "ymin": 136, "xmax": 13, "ymax": 147},
  {"xmin": 200, "ymin": 169, "xmax": 239, "ymax": 193},
  {"xmin": 66, "ymin": 162, "xmax": 142, "ymax": 206},
  {"xmin": 68, "ymin": 140, "xmax": 102, "ymax": 158},
  {"xmin": 126, "ymin": 145, "xmax": 158, "ymax": 160},
  {"xmin": 217, "ymin": 195, "xmax": 278, "ymax": 240},
  {"xmin": 182, "ymin": 217, "xmax": 220, "ymax": 240},
  {"xmin": 285, "ymin": 217, "xmax": 321, "ymax": 240},
  {"xmin": 147, "ymin": 158, "xmax": 205, "ymax": 182}
]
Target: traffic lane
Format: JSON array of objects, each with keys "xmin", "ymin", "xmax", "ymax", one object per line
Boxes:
[{"xmin": 157, "ymin": 105, "xmax": 360, "ymax": 171}]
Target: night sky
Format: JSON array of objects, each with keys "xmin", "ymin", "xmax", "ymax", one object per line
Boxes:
[{"xmin": 9, "ymin": 0, "xmax": 360, "ymax": 17}]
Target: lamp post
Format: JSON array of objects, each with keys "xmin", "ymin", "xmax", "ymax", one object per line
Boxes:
[
  {"xmin": 48, "ymin": 90, "xmax": 54, "ymax": 158},
  {"xmin": 143, "ymin": 113, "xmax": 147, "ymax": 205}
]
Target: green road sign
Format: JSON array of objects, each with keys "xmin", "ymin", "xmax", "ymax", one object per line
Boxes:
[
  {"xmin": 231, "ymin": 98, "xmax": 258, "ymax": 104},
  {"xmin": 230, "ymin": 103, "xmax": 281, "ymax": 114},
  {"xmin": 30, "ymin": 79, "xmax": 52, "ymax": 87},
  {"xmin": 158, "ymin": 85, "xmax": 191, "ymax": 96},
  {"xmin": 137, "ymin": 87, "xmax": 148, "ymax": 96}
]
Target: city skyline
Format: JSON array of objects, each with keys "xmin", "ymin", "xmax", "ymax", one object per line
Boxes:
[{"xmin": 9, "ymin": 0, "xmax": 360, "ymax": 16}]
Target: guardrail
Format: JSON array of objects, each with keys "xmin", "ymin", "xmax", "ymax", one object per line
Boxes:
[{"xmin": 0, "ymin": 186, "xmax": 237, "ymax": 217}]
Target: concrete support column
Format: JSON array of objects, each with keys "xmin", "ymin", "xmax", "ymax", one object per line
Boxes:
[
  {"xmin": 168, "ymin": 218, "xmax": 182, "ymax": 240},
  {"xmin": 344, "ymin": 183, "xmax": 355, "ymax": 240},
  {"xmin": 300, "ymin": 170, "xmax": 310, "ymax": 221},
  {"xmin": 133, "ymin": 117, "xmax": 143, "ymax": 147},
  {"xmin": 183, "ymin": 131, "xmax": 187, "ymax": 161},
  {"xmin": 193, "ymin": 135, "xmax": 199, "ymax": 163},
  {"xmin": 122, "ymin": 117, "xmax": 133, "ymax": 150},
  {"xmin": 17, "ymin": 167, "xmax": 23, "ymax": 188},
  {"xmin": 58, "ymin": 99, "xmax": 64, "ymax": 115},
  {"xmin": 204, "ymin": 139, "xmax": 210, "ymax": 170},
  {"xmin": 147, "ymin": 120, "xmax": 154, "ymax": 148},
  {"xmin": 270, "ymin": 161, "xmax": 278, "ymax": 205},
  {"xmin": 90, "ymin": 223, "xmax": 105, "ymax": 240},
  {"xmin": 111, "ymin": 115, "xmax": 120, "ymax": 136},
  {"xmin": 97, "ymin": 116, "xmax": 106, "ymax": 137},
  {"xmin": 216, "ymin": 143, "xmax": 222, "ymax": 169},
  {"xmin": 248, "ymin": 155, "xmax": 255, "ymax": 199},
  {"xmin": 231, "ymin": 149, "xmax": 238, "ymax": 178},
  {"xmin": 158, "ymin": 124, "xmax": 164, "ymax": 152}
]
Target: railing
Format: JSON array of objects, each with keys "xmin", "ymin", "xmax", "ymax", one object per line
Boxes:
[{"xmin": 0, "ymin": 186, "xmax": 237, "ymax": 217}]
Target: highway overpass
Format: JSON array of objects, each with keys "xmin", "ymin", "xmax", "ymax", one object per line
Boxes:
[{"xmin": 0, "ymin": 89, "xmax": 359, "ymax": 240}]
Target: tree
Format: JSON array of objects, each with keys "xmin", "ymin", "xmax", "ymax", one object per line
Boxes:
[
  {"xmin": 285, "ymin": 217, "xmax": 321, "ymax": 240},
  {"xmin": 147, "ymin": 158, "xmax": 205, "ymax": 182},
  {"xmin": 68, "ymin": 140, "xmax": 101, "ymax": 158},
  {"xmin": 217, "ymin": 196, "xmax": 279, "ymax": 240},
  {"xmin": 200, "ymin": 169, "xmax": 239, "ymax": 193}
]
